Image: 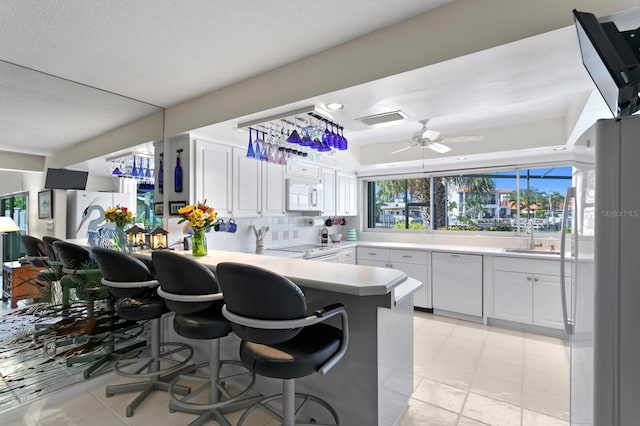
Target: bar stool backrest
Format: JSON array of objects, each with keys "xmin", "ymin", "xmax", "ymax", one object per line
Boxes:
[
  {"xmin": 216, "ymin": 262, "xmax": 307, "ymax": 345},
  {"xmin": 20, "ymin": 235, "xmax": 48, "ymax": 267},
  {"xmin": 152, "ymin": 250, "xmax": 221, "ymax": 314},
  {"xmin": 53, "ymin": 241, "xmax": 92, "ymax": 269},
  {"xmin": 42, "ymin": 236, "xmax": 63, "ymax": 262},
  {"xmin": 91, "ymin": 247, "xmax": 151, "ymax": 299}
]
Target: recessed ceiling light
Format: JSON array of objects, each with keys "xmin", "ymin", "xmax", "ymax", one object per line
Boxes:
[
  {"xmin": 326, "ymin": 103, "xmax": 344, "ymax": 111},
  {"xmin": 553, "ymin": 147, "xmax": 567, "ymax": 151}
]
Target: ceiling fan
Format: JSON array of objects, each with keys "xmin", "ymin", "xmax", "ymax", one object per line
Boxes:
[{"xmin": 390, "ymin": 119, "xmax": 483, "ymax": 154}]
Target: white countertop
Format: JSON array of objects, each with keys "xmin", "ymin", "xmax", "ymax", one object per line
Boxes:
[
  {"xmin": 134, "ymin": 249, "xmax": 408, "ymax": 297},
  {"xmin": 352, "ymin": 241, "xmax": 563, "ymax": 260}
]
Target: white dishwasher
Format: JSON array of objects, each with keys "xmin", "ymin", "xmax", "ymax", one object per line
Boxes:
[{"xmin": 431, "ymin": 252, "xmax": 483, "ymax": 318}]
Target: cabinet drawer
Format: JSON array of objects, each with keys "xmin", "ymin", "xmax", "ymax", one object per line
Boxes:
[
  {"xmin": 286, "ymin": 161, "xmax": 321, "ymax": 180},
  {"xmin": 338, "ymin": 247, "xmax": 356, "ymax": 262},
  {"xmin": 494, "ymin": 257, "xmax": 559, "ymax": 276},
  {"xmin": 357, "ymin": 247, "xmax": 389, "ymax": 261},
  {"xmin": 389, "ymin": 249, "xmax": 427, "ymax": 265}
]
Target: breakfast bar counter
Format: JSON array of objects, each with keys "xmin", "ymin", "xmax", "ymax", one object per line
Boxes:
[{"xmin": 134, "ymin": 248, "xmax": 420, "ymax": 426}]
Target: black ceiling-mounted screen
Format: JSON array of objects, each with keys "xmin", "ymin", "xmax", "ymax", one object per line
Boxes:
[
  {"xmin": 43, "ymin": 168, "xmax": 88, "ymax": 190},
  {"xmin": 573, "ymin": 9, "xmax": 640, "ymax": 117}
]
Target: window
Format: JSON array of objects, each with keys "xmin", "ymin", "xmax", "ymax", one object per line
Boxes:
[
  {"xmin": 366, "ymin": 166, "xmax": 573, "ymax": 233},
  {"xmin": 367, "ymin": 178, "xmax": 431, "ymax": 229}
]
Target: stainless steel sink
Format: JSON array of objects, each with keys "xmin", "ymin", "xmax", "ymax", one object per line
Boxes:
[{"xmin": 503, "ymin": 248, "xmax": 561, "ymax": 256}]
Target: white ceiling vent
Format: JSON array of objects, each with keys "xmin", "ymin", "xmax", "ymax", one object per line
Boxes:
[{"xmin": 356, "ymin": 110, "xmax": 408, "ymax": 126}]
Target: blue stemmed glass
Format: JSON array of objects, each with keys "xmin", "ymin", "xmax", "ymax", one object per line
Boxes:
[
  {"xmin": 287, "ymin": 123, "xmax": 301, "ymax": 144},
  {"xmin": 246, "ymin": 128, "xmax": 256, "ymax": 158},
  {"xmin": 260, "ymin": 132, "xmax": 268, "ymax": 161},
  {"xmin": 338, "ymin": 127, "xmax": 348, "ymax": 150}
]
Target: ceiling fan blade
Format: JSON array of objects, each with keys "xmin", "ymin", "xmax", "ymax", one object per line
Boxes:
[
  {"xmin": 421, "ymin": 128, "xmax": 441, "ymax": 141},
  {"xmin": 441, "ymin": 135, "xmax": 484, "ymax": 144},
  {"xmin": 389, "ymin": 145, "xmax": 415, "ymax": 155},
  {"xmin": 424, "ymin": 141, "xmax": 452, "ymax": 154}
]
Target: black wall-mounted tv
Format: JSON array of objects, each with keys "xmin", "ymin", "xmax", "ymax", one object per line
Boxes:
[
  {"xmin": 44, "ymin": 168, "xmax": 89, "ymax": 190},
  {"xmin": 573, "ymin": 9, "xmax": 640, "ymax": 117}
]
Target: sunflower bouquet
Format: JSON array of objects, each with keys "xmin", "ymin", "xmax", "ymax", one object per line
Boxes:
[
  {"xmin": 104, "ymin": 205, "xmax": 134, "ymax": 228},
  {"xmin": 177, "ymin": 200, "xmax": 218, "ymax": 231}
]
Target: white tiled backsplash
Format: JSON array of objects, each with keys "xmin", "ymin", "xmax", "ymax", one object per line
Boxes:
[
  {"xmin": 166, "ymin": 213, "xmax": 340, "ymax": 253},
  {"xmin": 166, "ymin": 214, "xmax": 560, "ymax": 253}
]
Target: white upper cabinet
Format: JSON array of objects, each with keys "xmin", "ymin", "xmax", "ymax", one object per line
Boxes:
[
  {"xmin": 194, "ymin": 140, "xmax": 232, "ymax": 215},
  {"xmin": 231, "ymin": 147, "xmax": 286, "ymax": 217},
  {"xmin": 232, "ymin": 148, "xmax": 261, "ymax": 217},
  {"xmin": 286, "ymin": 161, "xmax": 321, "ymax": 181},
  {"xmin": 261, "ymin": 161, "xmax": 285, "ymax": 216},
  {"xmin": 336, "ymin": 171, "xmax": 357, "ymax": 216},
  {"xmin": 321, "ymin": 167, "xmax": 336, "ymax": 216}
]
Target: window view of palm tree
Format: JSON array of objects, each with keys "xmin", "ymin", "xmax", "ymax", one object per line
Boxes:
[
  {"xmin": 368, "ymin": 178, "xmax": 431, "ymax": 229},
  {"xmin": 367, "ymin": 166, "xmax": 573, "ymax": 232}
]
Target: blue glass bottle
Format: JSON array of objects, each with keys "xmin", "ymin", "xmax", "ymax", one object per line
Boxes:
[
  {"xmin": 174, "ymin": 148, "xmax": 183, "ymax": 193},
  {"xmin": 158, "ymin": 153, "xmax": 164, "ymax": 194}
]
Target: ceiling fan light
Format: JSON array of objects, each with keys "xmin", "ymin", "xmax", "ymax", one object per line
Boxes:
[{"xmin": 421, "ymin": 129, "xmax": 441, "ymax": 140}]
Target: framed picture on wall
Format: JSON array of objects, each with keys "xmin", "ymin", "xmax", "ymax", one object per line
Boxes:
[
  {"xmin": 153, "ymin": 202, "xmax": 163, "ymax": 216},
  {"xmin": 169, "ymin": 201, "xmax": 186, "ymax": 216},
  {"xmin": 38, "ymin": 190, "xmax": 53, "ymax": 219}
]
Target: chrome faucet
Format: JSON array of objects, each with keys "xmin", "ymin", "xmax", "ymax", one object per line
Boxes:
[{"xmin": 528, "ymin": 219, "xmax": 543, "ymax": 249}]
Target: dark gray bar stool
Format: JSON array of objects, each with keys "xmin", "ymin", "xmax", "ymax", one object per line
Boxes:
[
  {"xmin": 52, "ymin": 241, "xmax": 141, "ymax": 378},
  {"xmin": 216, "ymin": 262, "xmax": 349, "ymax": 426},
  {"xmin": 91, "ymin": 247, "xmax": 193, "ymax": 417},
  {"xmin": 152, "ymin": 251, "xmax": 257, "ymax": 426}
]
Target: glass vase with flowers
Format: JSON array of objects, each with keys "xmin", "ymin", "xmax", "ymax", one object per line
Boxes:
[
  {"xmin": 104, "ymin": 205, "xmax": 134, "ymax": 251},
  {"xmin": 177, "ymin": 200, "xmax": 218, "ymax": 256}
]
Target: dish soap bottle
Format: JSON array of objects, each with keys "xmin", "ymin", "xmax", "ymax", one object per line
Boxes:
[
  {"xmin": 321, "ymin": 226, "xmax": 329, "ymax": 245},
  {"xmin": 158, "ymin": 153, "xmax": 164, "ymax": 194},
  {"xmin": 174, "ymin": 148, "xmax": 183, "ymax": 193}
]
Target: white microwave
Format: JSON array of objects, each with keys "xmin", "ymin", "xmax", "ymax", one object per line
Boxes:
[{"xmin": 286, "ymin": 179, "xmax": 323, "ymax": 211}]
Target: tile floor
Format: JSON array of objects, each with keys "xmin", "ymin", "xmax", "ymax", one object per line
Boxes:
[
  {"xmin": 402, "ymin": 311, "xmax": 570, "ymax": 426},
  {"xmin": 1, "ymin": 310, "xmax": 570, "ymax": 426}
]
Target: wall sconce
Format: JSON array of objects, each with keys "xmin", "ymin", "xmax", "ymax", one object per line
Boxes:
[
  {"xmin": 149, "ymin": 226, "xmax": 168, "ymax": 250},
  {"xmin": 125, "ymin": 225, "xmax": 146, "ymax": 248}
]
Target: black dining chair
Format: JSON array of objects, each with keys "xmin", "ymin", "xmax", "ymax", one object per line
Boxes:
[
  {"xmin": 216, "ymin": 262, "xmax": 348, "ymax": 426},
  {"xmin": 152, "ymin": 250, "xmax": 257, "ymax": 426},
  {"xmin": 91, "ymin": 247, "xmax": 193, "ymax": 417}
]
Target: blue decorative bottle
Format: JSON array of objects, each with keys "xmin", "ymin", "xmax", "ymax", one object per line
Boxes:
[
  {"xmin": 158, "ymin": 153, "xmax": 164, "ymax": 194},
  {"xmin": 174, "ymin": 148, "xmax": 183, "ymax": 193}
]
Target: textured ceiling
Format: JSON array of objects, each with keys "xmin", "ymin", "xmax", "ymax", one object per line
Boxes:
[
  {"xmin": 0, "ymin": 0, "xmax": 451, "ymax": 107},
  {"xmin": 0, "ymin": 0, "xmax": 637, "ymax": 171}
]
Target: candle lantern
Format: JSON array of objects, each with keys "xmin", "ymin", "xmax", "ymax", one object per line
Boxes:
[
  {"xmin": 125, "ymin": 225, "xmax": 146, "ymax": 248},
  {"xmin": 149, "ymin": 226, "xmax": 168, "ymax": 250}
]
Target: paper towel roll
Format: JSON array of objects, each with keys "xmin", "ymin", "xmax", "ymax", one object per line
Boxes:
[{"xmin": 305, "ymin": 217, "xmax": 324, "ymax": 227}]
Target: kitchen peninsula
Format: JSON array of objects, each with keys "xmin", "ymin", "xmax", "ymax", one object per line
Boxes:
[{"xmin": 135, "ymin": 248, "xmax": 421, "ymax": 426}]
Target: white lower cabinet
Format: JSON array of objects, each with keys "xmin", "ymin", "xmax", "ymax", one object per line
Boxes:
[
  {"xmin": 431, "ymin": 252, "xmax": 483, "ymax": 317},
  {"xmin": 493, "ymin": 257, "xmax": 564, "ymax": 330},
  {"xmin": 338, "ymin": 247, "xmax": 356, "ymax": 264},
  {"xmin": 356, "ymin": 247, "xmax": 430, "ymax": 309}
]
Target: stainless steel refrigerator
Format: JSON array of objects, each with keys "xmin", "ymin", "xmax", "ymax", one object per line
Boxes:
[{"xmin": 564, "ymin": 116, "xmax": 640, "ymax": 425}]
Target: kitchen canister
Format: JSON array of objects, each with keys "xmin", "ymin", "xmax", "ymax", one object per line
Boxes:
[{"xmin": 345, "ymin": 228, "xmax": 358, "ymax": 241}]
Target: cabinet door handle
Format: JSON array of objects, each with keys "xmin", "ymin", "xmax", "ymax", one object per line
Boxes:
[
  {"xmin": 402, "ymin": 255, "xmax": 413, "ymax": 259},
  {"xmin": 368, "ymin": 253, "xmax": 377, "ymax": 256},
  {"xmin": 301, "ymin": 168, "xmax": 307, "ymax": 172},
  {"xmin": 527, "ymin": 276, "xmax": 532, "ymax": 281},
  {"xmin": 533, "ymin": 277, "xmax": 539, "ymax": 282},
  {"xmin": 450, "ymin": 254, "xmax": 461, "ymax": 258},
  {"xmin": 387, "ymin": 264, "xmax": 393, "ymax": 268}
]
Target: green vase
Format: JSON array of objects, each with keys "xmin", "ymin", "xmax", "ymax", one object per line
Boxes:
[
  {"xmin": 192, "ymin": 227, "xmax": 207, "ymax": 256},
  {"xmin": 113, "ymin": 226, "xmax": 126, "ymax": 252}
]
